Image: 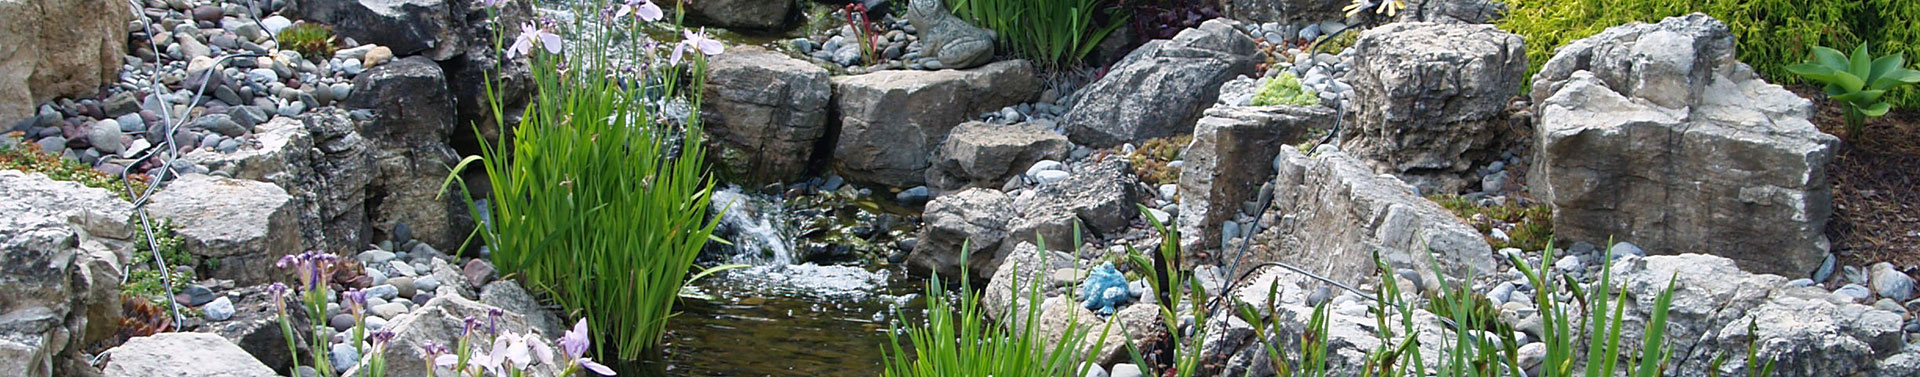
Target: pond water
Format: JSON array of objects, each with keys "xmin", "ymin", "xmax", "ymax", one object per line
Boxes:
[{"xmin": 606, "ymin": 187, "xmax": 927, "ymax": 376}]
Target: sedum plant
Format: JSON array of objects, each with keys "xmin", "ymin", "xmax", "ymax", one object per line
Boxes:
[
  {"xmin": 1251, "ymin": 72, "xmax": 1320, "ymax": 107},
  {"xmin": 1787, "ymin": 44, "xmax": 1920, "ymax": 138}
]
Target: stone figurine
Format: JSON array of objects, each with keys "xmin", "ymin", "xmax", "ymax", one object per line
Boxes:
[{"xmin": 906, "ymin": 0, "xmax": 996, "ymax": 69}]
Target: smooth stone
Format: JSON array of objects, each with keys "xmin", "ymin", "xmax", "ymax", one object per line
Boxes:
[
  {"xmin": 369, "ymin": 302, "xmax": 408, "ymax": 319},
  {"xmin": 364, "ymin": 284, "xmax": 399, "ymax": 300},
  {"xmin": 329, "ymin": 343, "xmax": 358, "ymax": 372},
  {"xmin": 388, "ymin": 276, "xmax": 416, "ymax": 298},
  {"xmin": 1034, "ymin": 170, "xmax": 1070, "ymax": 184},
  {"xmin": 329, "ymin": 313, "xmax": 356, "ymax": 331},
  {"xmin": 202, "ymin": 296, "xmax": 236, "ymax": 320},
  {"xmin": 180, "ymin": 284, "xmax": 216, "ymax": 306},
  {"xmin": 1608, "ymin": 242, "xmax": 1645, "ymax": 260}
]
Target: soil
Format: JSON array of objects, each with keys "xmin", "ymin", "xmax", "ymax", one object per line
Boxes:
[{"xmin": 1796, "ymin": 86, "xmax": 1920, "ymax": 269}]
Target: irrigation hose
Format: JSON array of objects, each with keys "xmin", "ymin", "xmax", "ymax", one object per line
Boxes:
[{"xmin": 117, "ymin": 0, "xmax": 278, "ymax": 327}]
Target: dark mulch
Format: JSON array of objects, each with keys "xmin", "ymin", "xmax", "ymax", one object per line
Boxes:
[{"xmin": 1797, "ymin": 87, "xmax": 1920, "ymax": 268}]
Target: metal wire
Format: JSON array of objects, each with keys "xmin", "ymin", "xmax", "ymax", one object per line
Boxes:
[{"xmin": 116, "ymin": 0, "xmax": 277, "ymax": 326}]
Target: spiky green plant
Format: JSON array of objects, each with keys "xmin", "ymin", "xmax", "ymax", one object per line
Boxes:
[
  {"xmin": 444, "ymin": 0, "xmax": 739, "ymax": 360},
  {"xmin": 882, "ymin": 232, "xmax": 1111, "ymax": 377},
  {"xmin": 1786, "ymin": 44, "xmax": 1920, "ymax": 138},
  {"xmin": 947, "ymin": 0, "xmax": 1127, "ymax": 68},
  {"xmin": 276, "ymin": 22, "xmax": 337, "ymax": 59}
]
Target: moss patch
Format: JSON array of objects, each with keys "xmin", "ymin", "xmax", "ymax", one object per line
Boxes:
[{"xmin": 1431, "ymin": 194, "xmax": 1553, "ymax": 252}]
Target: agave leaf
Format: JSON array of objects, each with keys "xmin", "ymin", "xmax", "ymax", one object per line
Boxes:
[
  {"xmin": 1832, "ymin": 89, "xmax": 1887, "ymax": 104},
  {"xmin": 1787, "ymin": 63, "xmax": 1841, "ymax": 83},
  {"xmin": 1868, "ymin": 53, "xmax": 1906, "ymax": 83},
  {"xmin": 1812, "ymin": 46, "xmax": 1850, "ymax": 70},
  {"xmin": 1871, "ymin": 70, "xmax": 1920, "ymax": 90},
  {"xmin": 1834, "ymin": 71, "xmax": 1867, "ymax": 93},
  {"xmin": 1862, "ymin": 102, "xmax": 1893, "ymax": 117},
  {"xmin": 1850, "ymin": 44, "xmax": 1873, "ymax": 80}
]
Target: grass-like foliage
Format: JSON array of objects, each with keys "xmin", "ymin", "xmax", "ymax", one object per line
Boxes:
[
  {"xmin": 883, "ymin": 234, "xmax": 1110, "ymax": 377},
  {"xmin": 276, "ymin": 22, "xmax": 337, "ymax": 59},
  {"xmin": 948, "ymin": 0, "xmax": 1127, "ymax": 68},
  {"xmin": 1121, "ymin": 205, "xmax": 1208, "ymax": 377},
  {"xmin": 1512, "ymin": 241, "xmax": 1675, "ymax": 377},
  {"xmin": 1497, "ymin": 0, "xmax": 1920, "ymax": 108},
  {"xmin": 1787, "ymin": 44, "xmax": 1920, "ymax": 138},
  {"xmin": 445, "ymin": 0, "xmax": 737, "ymax": 360},
  {"xmin": 1251, "ymin": 72, "xmax": 1320, "ymax": 107}
]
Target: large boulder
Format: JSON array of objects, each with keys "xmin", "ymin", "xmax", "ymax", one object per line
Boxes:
[
  {"xmin": 1010, "ymin": 155, "xmax": 1141, "ymax": 243},
  {"xmin": 100, "ymin": 333, "xmax": 276, "ymax": 377},
  {"xmin": 1610, "ymin": 254, "xmax": 1917, "ymax": 377},
  {"xmin": 1178, "ymin": 104, "xmax": 1328, "ymax": 252},
  {"xmin": 832, "ymin": 60, "xmax": 1039, "ymax": 188},
  {"xmin": 198, "ymin": 285, "xmax": 313, "ymax": 375},
  {"xmin": 926, "ymin": 121, "xmax": 1070, "ymax": 191},
  {"xmin": 686, "ymin": 0, "xmax": 794, "ymax": 30},
  {"xmin": 1063, "ymin": 20, "xmax": 1258, "ymax": 148},
  {"xmin": 348, "ymin": 294, "xmax": 558, "ymax": 377},
  {"xmin": 1529, "ymin": 14, "xmax": 1838, "ymax": 277},
  {"xmin": 702, "ymin": 46, "xmax": 832, "ymax": 184},
  {"xmin": 289, "ymin": 0, "xmax": 528, "ymax": 61},
  {"xmin": 299, "ymin": 109, "xmax": 377, "ymax": 253},
  {"xmin": 147, "ymin": 174, "xmax": 301, "ymax": 285},
  {"xmin": 1396, "ymin": 0, "xmax": 1506, "ymax": 24},
  {"xmin": 347, "ymin": 56, "xmax": 473, "ymax": 252},
  {"xmin": 1221, "ymin": 0, "xmax": 1347, "ymax": 24},
  {"xmin": 0, "ymin": 0, "xmax": 129, "ymax": 126},
  {"xmin": 911, "ymin": 188, "xmax": 1017, "ymax": 279},
  {"xmin": 0, "ymin": 170, "xmax": 132, "ymax": 377},
  {"xmin": 1250, "ymin": 147, "xmax": 1494, "ymax": 289},
  {"xmin": 1339, "ymin": 22, "xmax": 1525, "ymax": 193}
]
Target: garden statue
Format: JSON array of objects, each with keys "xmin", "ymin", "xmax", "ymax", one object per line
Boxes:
[{"xmin": 906, "ymin": 0, "xmax": 996, "ymax": 69}]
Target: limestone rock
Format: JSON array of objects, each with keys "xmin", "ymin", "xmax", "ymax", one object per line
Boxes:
[
  {"xmin": 1063, "ymin": 20, "xmax": 1258, "ymax": 148},
  {"xmin": 686, "ymin": 0, "xmax": 794, "ymax": 30},
  {"xmin": 1011, "ymin": 155, "xmax": 1141, "ymax": 242},
  {"xmin": 832, "ymin": 60, "xmax": 1039, "ymax": 188},
  {"xmin": 147, "ymin": 175, "xmax": 301, "ymax": 285},
  {"xmin": 479, "ymin": 280, "xmax": 565, "ymax": 338},
  {"xmin": 927, "ymin": 121, "xmax": 1070, "ymax": 191},
  {"xmin": 1222, "ymin": 0, "xmax": 1347, "ymax": 24},
  {"xmin": 702, "ymin": 46, "xmax": 832, "ymax": 184},
  {"xmin": 299, "ymin": 109, "xmax": 377, "ymax": 253},
  {"xmin": 289, "ymin": 0, "xmax": 530, "ymax": 61},
  {"xmin": 1397, "ymin": 0, "xmax": 1506, "ymax": 24},
  {"xmin": 347, "ymin": 56, "xmax": 472, "ymax": 252},
  {"xmin": 198, "ymin": 285, "xmax": 313, "ymax": 374},
  {"xmin": 1178, "ymin": 104, "xmax": 1328, "ymax": 252},
  {"xmin": 186, "ymin": 117, "xmax": 313, "ymax": 189},
  {"xmin": 1250, "ymin": 148, "xmax": 1494, "ymax": 289},
  {"xmin": 1529, "ymin": 14, "xmax": 1838, "ymax": 277},
  {"xmin": 0, "ymin": 0, "xmax": 129, "ymax": 125},
  {"xmin": 101, "ymin": 333, "xmax": 276, "ymax": 377},
  {"xmin": 982, "ymin": 242, "xmax": 1070, "ymax": 322},
  {"xmin": 912, "ymin": 188, "xmax": 1017, "ymax": 279},
  {"xmin": 905, "ymin": 0, "xmax": 996, "ymax": 69},
  {"xmin": 1339, "ymin": 22, "xmax": 1525, "ymax": 192},
  {"xmin": 1611, "ymin": 254, "xmax": 1913, "ymax": 376},
  {"xmin": 0, "ymin": 170, "xmax": 132, "ymax": 377},
  {"xmin": 346, "ymin": 295, "xmax": 558, "ymax": 377}
]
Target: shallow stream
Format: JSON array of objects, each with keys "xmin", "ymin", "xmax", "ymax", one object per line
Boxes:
[{"xmin": 608, "ymin": 187, "xmax": 926, "ymax": 376}]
